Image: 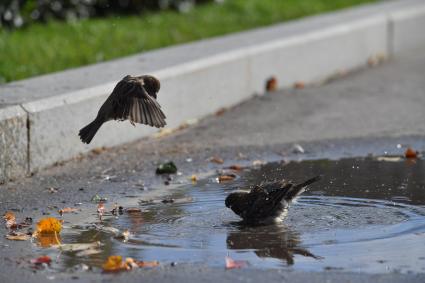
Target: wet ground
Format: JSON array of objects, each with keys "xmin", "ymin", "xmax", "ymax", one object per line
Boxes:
[
  {"xmin": 1, "ymin": 46, "xmax": 425, "ymax": 283},
  {"xmin": 21, "ymin": 155, "xmax": 425, "ymax": 275}
]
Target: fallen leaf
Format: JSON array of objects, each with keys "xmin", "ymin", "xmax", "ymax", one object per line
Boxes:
[
  {"xmin": 227, "ymin": 165, "xmax": 244, "ymax": 171},
  {"xmin": 219, "ymin": 174, "xmax": 236, "ymax": 182},
  {"xmin": 209, "ymin": 156, "xmax": 224, "ymax": 164},
  {"xmin": 30, "ymin": 256, "xmax": 52, "ymax": 265},
  {"xmin": 405, "ymin": 147, "xmax": 418, "ymax": 159},
  {"xmin": 215, "ymin": 108, "xmax": 227, "ymax": 116},
  {"xmin": 3, "ymin": 211, "xmax": 16, "ymax": 229},
  {"xmin": 5, "ymin": 232, "xmax": 31, "ymax": 241},
  {"xmin": 225, "ymin": 256, "xmax": 247, "ymax": 269},
  {"xmin": 265, "ymin": 76, "xmax": 278, "ymax": 92},
  {"xmin": 91, "ymin": 147, "xmax": 106, "ymax": 155},
  {"xmin": 58, "ymin": 207, "xmax": 79, "ymax": 216},
  {"xmin": 137, "ymin": 261, "xmax": 160, "ymax": 268},
  {"xmin": 156, "ymin": 161, "xmax": 178, "ymax": 174},
  {"xmin": 125, "ymin": 208, "xmax": 142, "ymax": 214},
  {"xmin": 102, "ymin": 255, "xmax": 127, "ymax": 272},
  {"xmin": 36, "ymin": 217, "xmax": 62, "ymax": 235},
  {"xmin": 376, "ymin": 156, "xmax": 403, "ymax": 162},
  {"xmin": 190, "ymin": 175, "xmax": 197, "ymax": 182},
  {"xmin": 294, "ymin": 81, "xmax": 305, "ymax": 89}
]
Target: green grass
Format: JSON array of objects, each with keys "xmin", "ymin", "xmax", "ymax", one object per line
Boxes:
[{"xmin": 0, "ymin": 0, "xmax": 377, "ymax": 83}]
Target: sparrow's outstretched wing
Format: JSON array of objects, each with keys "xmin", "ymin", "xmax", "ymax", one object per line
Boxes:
[{"xmin": 110, "ymin": 77, "xmax": 166, "ymax": 128}]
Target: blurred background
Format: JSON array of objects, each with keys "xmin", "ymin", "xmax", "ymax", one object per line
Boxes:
[{"xmin": 0, "ymin": 0, "xmax": 376, "ymax": 83}]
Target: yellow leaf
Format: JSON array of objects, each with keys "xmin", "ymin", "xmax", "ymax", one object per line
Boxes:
[
  {"xmin": 102, "ymin": 255, "xmax": 127, "ymax": 272},
  {"xmin": 36, "ymin": 217, "xmax": 62, "ymax": 234}
]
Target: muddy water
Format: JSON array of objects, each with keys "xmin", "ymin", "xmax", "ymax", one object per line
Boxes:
[{"xmin": 43, "ymin": 157, "xmax": 425, "ymax": 273}]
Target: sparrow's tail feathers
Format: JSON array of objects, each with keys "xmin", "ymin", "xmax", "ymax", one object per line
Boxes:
[
  {"xmin": 285, "ymin": 175, "xmax": 322, "ymax": 201},
  {"xmin": 79, "ymin": 118, "xmax": 103, "ymax": 144}
]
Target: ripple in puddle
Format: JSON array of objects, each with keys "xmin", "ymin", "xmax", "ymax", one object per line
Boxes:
[{"xmin": 40, "ymin": 157, "xmax": 425, "ymax": 274}]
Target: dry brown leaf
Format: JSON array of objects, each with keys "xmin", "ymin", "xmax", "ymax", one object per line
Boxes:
[
  {"xmin": 265, "ymin": 77, "xmax": 278, "ymax": 92},
  {"xmin": 137, "ymin": 260, "xmax": 160, "ymax": 268},
  {"xmin": 215, "ymin": 108, "xmax": 227, "ymax": 116},
  {"xmin": 190, "ymin": 175, "xmax": 197, "ymax": 182},
  {"xmin": 209, "ymin": 156, "xmax": 224, "ymax": 164},
  {"xmin": 227, "ymin": 165, "xmax": 244, "ymax": 171},
  {"xmin": 294, "ymin": 81, "xmax": 305, "ymax": 89},
  {"xmin": 405, "ymin": 147, "xmax": 418, "ymax": 159},
  {"xmin": 58, "ymin": 207, "xmax": 79, "ymax": 216},
  {"xmin": 219, "ymin": 174, "xmax": 236, "ymax": 182},
  {"xmin": 225, "ymin": 256, "xmax": 247, "ymax": 269},
  {"xmin": 5, "ymin": 232, "xmax": 31, "ymax": 241},
  {"xmin": 125, "ymin": 208, "xmax": 142, "ymax": 214}
]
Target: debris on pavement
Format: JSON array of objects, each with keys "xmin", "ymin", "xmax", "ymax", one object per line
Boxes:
[
  {"xmin": 294, "ymin": 81, "xmax": 305, "ymax": 89},
  {"xmin": 5, "ymin": 231, "xmax": 31, "ymax": 241},
  {"xmin": 91, "ymin": 195, "xmax": 108, "ymax": 203},
  {"xmin": 156, "ymin": 161, "xmax": 178, "ymax": 174},
  {"xmin": 265, "ymin": 76, "xmax": 278, "ymax": 92},
  {"xmin": 292, "ymin": 144, "xmax": 305, "ymax": 154},
  {"xmin": 218, "ymin": 174, "xmax": 236, "ymax": 183},
  {"xmin": 97, "ymin": 203, "xmax": 105, "ymax": 220},
  {"xmin": 225, "ymin": 256, "xmax": 247, "ymax": 269},
  {"xmin": 58, "ymin": 207, "xmax": 79, "ymax": 216},
  {"xmin": 209, "ymin": 156, "xmax": 224, "ymax": 164},
  {"xmin": 102, "ymin": 255, "xmax": 160, "ymax": 272},
  {"xmin": 405, "ymin": 147, "xmax": 419, "ymax": 159}
]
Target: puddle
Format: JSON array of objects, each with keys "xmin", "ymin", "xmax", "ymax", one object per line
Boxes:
[{"xmin": 35, "ymin": 157, "xmax": 425, "ymax": 273}]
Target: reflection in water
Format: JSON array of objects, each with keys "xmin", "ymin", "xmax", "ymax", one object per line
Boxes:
[
  {"xmin": 227, "ymin": 224, "xmax": 320, "ymax": 265},
  {"xmin": 34, "ymin": 156, "xmax": 425, "ymax": 274},
  {"xmin": 246, "ymin": 158, "xmax": 425, "ymax": 205}
]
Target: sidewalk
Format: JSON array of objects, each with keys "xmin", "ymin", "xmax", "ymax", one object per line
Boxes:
[{"xmin": 0, "ymin": 42, "xmax": 424, "ymax": 283}]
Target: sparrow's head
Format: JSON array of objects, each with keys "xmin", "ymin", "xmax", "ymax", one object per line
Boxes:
[{"xmin": 142, "ymin": 75, "xmax": 161, "ymax": 99}]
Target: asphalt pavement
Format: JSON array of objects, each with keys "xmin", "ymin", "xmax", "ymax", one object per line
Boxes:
[{"xmin": 0, "ymin": 45, "xmax": 424, "ymax": 283}]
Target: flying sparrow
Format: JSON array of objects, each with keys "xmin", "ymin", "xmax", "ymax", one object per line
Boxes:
[{"xmin": 79, "ymin": 75, "xmax": 166, "ymax": 144}]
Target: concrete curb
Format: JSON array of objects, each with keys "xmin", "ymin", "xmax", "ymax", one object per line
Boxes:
[{"xmin": 1, "ymin": 0, "xmax": 425, "ymax": 182}]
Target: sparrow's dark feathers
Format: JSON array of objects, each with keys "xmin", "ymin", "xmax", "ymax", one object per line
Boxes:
[
  {"xmin": 225, "ymin": 176, "xmax": 321, "ymax": 224},
  {"xmin": 79, "ymin": 75, "xmax": 166, "ymax": 144},
  {"xmin": 109, "ymin": 75, "xmax": 166, "ymax": 128}
]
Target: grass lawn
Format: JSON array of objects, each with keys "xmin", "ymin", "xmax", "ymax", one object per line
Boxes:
[{"xmin": 0, "ymin": 0, "xmax": 377, "ymax": 83}]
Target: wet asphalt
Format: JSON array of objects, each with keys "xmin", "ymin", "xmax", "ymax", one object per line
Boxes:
[{"xmin": 1, "ymin": 45, "xmax": 425, "ymax": 282}]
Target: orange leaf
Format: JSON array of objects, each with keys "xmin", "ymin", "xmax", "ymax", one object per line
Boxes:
[
  {"xmin": 265, "ymin": 76, "xmax": 278, "ymax": 92},
  {"xmin": 36, "ymin": 217, "xmax": 62, "ymax": 235},
  {"xmin": 102, "ymin": 255, "xmax": 127, "ymax": 272},
  {"xmin": 137, "ymin": 260, "xmax": 160, "ymax": 268},
  {"xmin": 225, "ymin": 256, "xmax": 247, "ymax": 269},
  {"xmin": 219, "ymin": 174, "xmax": 236, "ymax": 182},
  {"xmin": 405, "ymin": 147, "xmax": 418, "ymax": 159}
]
